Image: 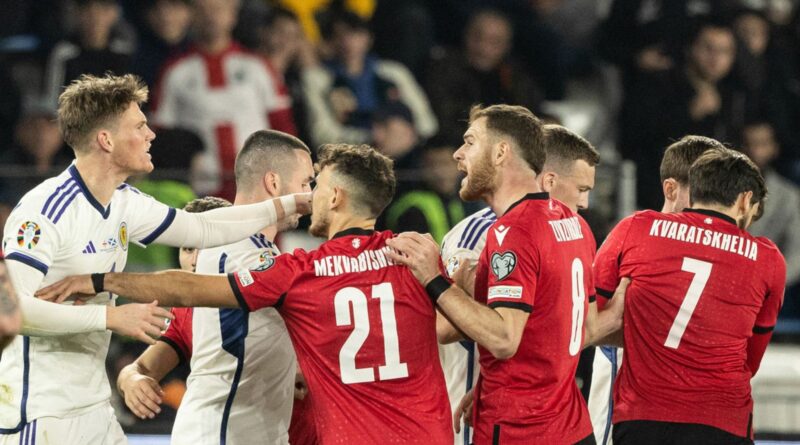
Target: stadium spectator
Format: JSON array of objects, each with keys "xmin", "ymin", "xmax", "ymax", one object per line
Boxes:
[
  {"xmin": 741, "ymin": 121, "xmax": 800, "ymax": 288},
  {"xmin": 619, "ymin": 18, "xmax": 750, "ymax": 210},
  {"xmin": 383, "ymin": 143, "xmax": 464, "ymax": 243},
  {"xmin": 425, "ymin": 9, "xmax": 542, "ymax": 145},
  {"xmin": 151, "ymin": 0, "xmax": 297, "ymax": 200},
  {"xmin": 257, "ymin": 7, "xmax": 317, "ymax": 144},
  {"xmin": 41, "ymin": 144, "xmax": 455, "ymax": 444},
  {"xmin": 0, "ymin": 104, "xmax": 71, "ymax": 210},
  {"xmin": 301, "ymin": 11, "xmax": 437, "ymax": 147},
  {"xmin": 130, "ymin": 0, "xmax": 193, "ymax": 91},
  {"xmin": 370, "ymin": 101, "xmax": 424, "ymax": 195},
  {"xmin": 42, "ymin": 0, "xmax": 134, "ymax": 107}
]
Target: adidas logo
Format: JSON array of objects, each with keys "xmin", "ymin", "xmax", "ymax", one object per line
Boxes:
[{"xmin": 82, "ymin": 241, "xmax": 97, "ymax": 254}]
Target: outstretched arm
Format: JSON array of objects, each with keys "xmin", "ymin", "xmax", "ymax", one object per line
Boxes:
[
  {"xmin": 36, "ymin": 270, "xmax": 240, "ymax": 309},
  {"xmin": 148, "ymin": 193, "xmax": 311, "ymax": 249}
]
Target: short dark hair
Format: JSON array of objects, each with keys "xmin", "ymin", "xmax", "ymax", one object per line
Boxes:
[
  {"xmin": 469, "ymin": 104, "xmax": 546, "ymax": 174},
  {"xmin": 689, "ymin": 148, "xmax": 766, "ymax": 208},
  {"xmin": 660, "ymin": 135, "xmax": 725, "ymax": 184},
  {"xmin": 183, "ymin": 196, "xmax": 232, "ymax": 213},
  {"xmin": 543, "ymin": 125, "xmax": 600, "ymax": 172},
  {"xmin": 234, "ymin": 130, "xmax": 311, "ymax": 191},
  {"xmin": 317, "ymin": 143, "xmax": 395, "ymax": 217}
]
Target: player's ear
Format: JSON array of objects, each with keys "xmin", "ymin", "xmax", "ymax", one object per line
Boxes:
[
  {"xmin": 540, "ymin": 172, "xmax": 557, "ymax": 192},
  {"xmin": 330, "ymin": 186, "xmax": 344, "ymax": 210},
  {"xmin": 263, "ymin": 171, "xmax": 281, "ymax": 197},
  {"xmin": 495, "ymin": 140, "xmax": 511, "ymax": 166},
  {"xmin": 662, "ymin": 179, "xmax": 677, "ymax": 202},
  {"xmin": 96, "ymin": 129, "xmax": 114, "ymax": 154}
]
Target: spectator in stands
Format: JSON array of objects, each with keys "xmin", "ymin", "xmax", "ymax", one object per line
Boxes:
[
  {"xmin": 151, "ymin": 0, "xmax": 297, "ymax": 200},
  {"xmin": 42, "ymin": 0, "xmax": 134, "ymax": 107},
  {"xmin": 276, "ymin": 0, "xmax": 375, "ymax": 45},
  {"xmin": 741, "ymin": 121, "xmax": 800, "ymax": 288},
  {"xmin": 131, "ymin": 0, "xmax": 193, "ymax": 90},
  {"xmin": 425, "ymin": 8, "xmax": 542, "ymax": 145},
  {"xmin": 732, "ymin": 8, "xmax": 799, "ymax": 177},
  {"xmin": 619, "ymin": 18, "xmax": 750, "ymax": 210},
  {"xmin": 383, "ymin": 143, "xmax": 464, "ymax": 243},
  {"xmin": 301, "ymin": 11, "xmax": 437, "ymax": 147},
  {"xmin": 370, "ymin": 101, "xmax": 423, "ymax": 196},
  {"xmin": 0, "ymin": 104, "xmax": 70, "ymax": 209},
  {"xmin": 257, "ymin": 8, "xmax": 316, "ymax": 144}
]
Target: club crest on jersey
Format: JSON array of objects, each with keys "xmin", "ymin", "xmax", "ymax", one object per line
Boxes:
[
  {"xmin": 445, "ymin": 256, "xmax": 460, "ymax": 278},
  {"xmin": 491, "ymin": 251, "xmax": 517, "ymax": 281},
  {"xmin": 119, "ymin": 222, "xmax": 128, "ymax": 251},
  {"xmin": 352, "ymin": 238, "xmax": 361, "ymax": 249},
  {"xmin": 17, "ymin": 221, "xmax": 41, "ymax": 249},
  {"xmin": 254, "ymin": 252, "xmax": 275, "ymax": 271}
]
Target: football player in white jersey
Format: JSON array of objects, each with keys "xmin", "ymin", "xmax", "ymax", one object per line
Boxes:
[
  {"xmin": 116, "ymin": 130, "xmax": 315, "ymax": 445},
  {"xmin": 441, "ymin": 124, "xmax": 600, "ymax": 445},
  {"xmin": 587, "ymin": 135, "xmax": 725, "ymax": 445},
  {"xmin": 0, "ymin": 74, "xmax": 310, "ymax": 445}
]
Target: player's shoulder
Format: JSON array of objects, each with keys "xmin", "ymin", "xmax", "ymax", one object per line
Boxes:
[
  {"xmin": 753, "ymin": 235, "xmax": 785, "ymax": 265},
  {"xmin": 8, "ymin": 167, "xmax": 79, "ymax": 227},
  {"xmin": 443, "ymin": 207, "xmax": 497, "ymax": 252}
]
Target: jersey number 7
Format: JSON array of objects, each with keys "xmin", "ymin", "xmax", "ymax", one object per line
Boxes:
[
  {"xmin": 335, "ymin": 283, "xmax": 410, "ymax": 384},
  {"xmin": 665, "ymin": 257, "xmax": 713, "ymax": 349}
]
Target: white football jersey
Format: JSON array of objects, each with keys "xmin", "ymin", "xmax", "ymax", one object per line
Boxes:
[
  {"xmin": 588, "ymin": 346, "xmax": 623, "ymax": 445},
  {"xmin": 0, "ymin": 164, "xmax": 176, "ymax": 431},
  {"xmin": 170, "ymin": 234, "xmax": 296, "ymax": 445},
  {"xmin": 152, "ymin": 43, "xmax": 291, "ymax": 195},
  {"xmin": 439, "ymin": 207, "xmax": 495, "ymax": 445}
]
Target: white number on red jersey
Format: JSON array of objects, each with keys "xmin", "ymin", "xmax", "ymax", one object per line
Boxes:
[{"xmin": 334, "ymin": 283, "xmax": 409, "ymax": 384}]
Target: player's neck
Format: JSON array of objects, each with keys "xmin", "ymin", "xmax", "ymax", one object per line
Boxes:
[
  {"xmin": 234, "ymin": 192, "xmax": 278, "ymax": 241},
  {"xmin": 690, "ymin": 203, "xmax": 739, "ymax": 223},
  {"xmin": 74, "ymin": 156, "xmax": 127, "ymax": 207},
  {"xmin": 487, "ymin": 170, "xmax": 543, "ymax": 216},
  {"xmin": 326, "ymin": 213, "xmax": 375, "ymax": 240}
]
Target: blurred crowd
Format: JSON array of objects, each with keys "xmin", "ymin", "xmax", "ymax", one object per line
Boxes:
[{"xmin": 2, "ymin": 0, "xmax": 800, "ymax": 432}]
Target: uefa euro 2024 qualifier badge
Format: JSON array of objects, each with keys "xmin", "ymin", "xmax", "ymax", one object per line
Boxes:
[{"xmin": 18, "ymin": 221, "xmax": 41, "ymax": 249}]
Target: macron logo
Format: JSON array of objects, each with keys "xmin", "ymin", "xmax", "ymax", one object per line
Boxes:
[
  {"xmin": 82, "ymin": 241, "xmax": 97, "ymax": 254},
  {"xmin": 494, "ymin": 225, "xmax": 509, "ymax": 246}
]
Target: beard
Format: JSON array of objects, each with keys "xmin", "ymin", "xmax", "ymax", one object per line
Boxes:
[
  {"xmin": 459, "ymin": 150, "xmax": 496, "ymax": 201},
  {"xmin": 308, "ymin": 210, "xmax": 329, "ymax": 238}
]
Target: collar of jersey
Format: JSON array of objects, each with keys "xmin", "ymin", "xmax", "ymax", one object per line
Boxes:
[
  {"xmin": 683, "ymin": 208, "xmax": 737, "ymax": 226},
  {"xmin": 503, "ymin": 192, "xmax": 549, "ymax": 216},
  {"xmin": 68, "ymin": 165, "xmax": 112, "ymax": 219},
  {"xmin": 332, "ymin": 227, "xmax": 375, "ymax": 239}
]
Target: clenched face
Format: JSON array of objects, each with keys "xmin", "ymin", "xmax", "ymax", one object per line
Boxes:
[
  {"xmin": 279, "ymin": 150, "xmax": 315, "ymax": 230},
  {"xmin": 454, "ymin": 117, "xmax": 497, "ymax": 201},
  {"xmin": 309, "ymin": 166, "xmax": 334, "ymax": 238}
]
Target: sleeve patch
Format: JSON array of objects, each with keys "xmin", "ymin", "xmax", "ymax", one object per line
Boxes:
[
  {"xmin": 490, "ymin": 251, "xmax": 517, "ymax": 281},
  {"xmin": 487, "ymin": 285, "xmax": 523, "ymax": 300},
  {"xmin": 17, "ymin": 221, "xmax": 42, "ymax": 249},
  {"xmin": 237, "ymin": 269, "xmax": 255, "ymax": 287}
]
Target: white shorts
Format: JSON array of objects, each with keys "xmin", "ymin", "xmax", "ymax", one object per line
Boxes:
[
  {"xmin": 0, "ymin": 404, "xmax": 126, "ymax": 445},
  {"xmin": 588, "ymin": 346, "xmax": 624, "ymax": 445}
]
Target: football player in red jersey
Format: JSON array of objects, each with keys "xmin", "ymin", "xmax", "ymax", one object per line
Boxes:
[
  {"xmin": 38, "ymin": 144, "xmax": 453, "ymax": 444},
  {"xmin": 588, "ymin": 135, "xmax": 726, "ymax": 445},
  {"xmin": 593, "ymin": 148, "xmax": 784, "ymax": 445},
  {"xmin": 387, "ymin": 105, "xmax": 623, "ymax": 445}
]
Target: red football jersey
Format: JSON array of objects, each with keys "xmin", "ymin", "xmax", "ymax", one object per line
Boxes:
[
  {"xmin": 161, "ymin": 307, "xmax": 194, "ymax": 363},
  {"xmin": 228, "ymin": 228, "xmax": 452, "ymax": 444},
  {"xmin": 594, "ymin": 209, "xmax": 786, "ymax": 438},
  {"xmin": 471, "ymin": 193, "xmax": 595, "ymax": 444}
]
